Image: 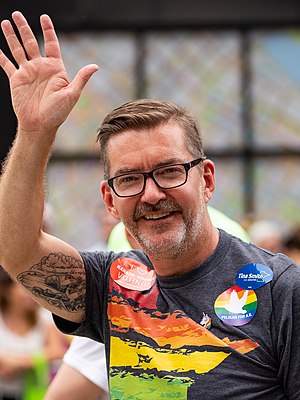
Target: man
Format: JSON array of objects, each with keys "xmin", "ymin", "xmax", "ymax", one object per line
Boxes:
[
  {"xmin": 0, "ymin": 12, "xmax": 299, "ymax": 399},
  {"xmin": 45, "ymin": 214, "xmax": 248, "ymax": 400}
]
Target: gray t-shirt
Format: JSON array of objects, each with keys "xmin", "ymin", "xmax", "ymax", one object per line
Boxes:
[{"xmin": 54, "ymin": 229, "xmax": 300, "ymax": 399}]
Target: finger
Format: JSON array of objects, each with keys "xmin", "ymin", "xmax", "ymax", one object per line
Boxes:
[
  {"xmin": 1, "ymin": 19, "xmax": 27, "ymax": 66},
  {"xmin": 0, "ymin": 48, "xmax": 17, "ymax": 78},
  {"xmin": 40, "ymin": 14, "xmax": 62, "ymax": 59},
  {"xmin": 68, "ymin": 64, "xmax": 99, "ymax": 99},
  {"xmin": 11, "ymin": 11, "xmax": 41, "ymax": 59}
]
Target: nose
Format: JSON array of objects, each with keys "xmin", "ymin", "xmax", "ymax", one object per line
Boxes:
[{"xmin": 140, "ymin": 176, "xmax": 167, "ymax": 204}]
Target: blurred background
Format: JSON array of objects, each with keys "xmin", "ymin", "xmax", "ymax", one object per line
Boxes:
[{"xmin": 1, "ymin": 0, "xmax": 300, "ymax": 249}]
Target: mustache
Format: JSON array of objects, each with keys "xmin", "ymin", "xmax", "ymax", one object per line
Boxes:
[{"xmin": 133, "ymin": 200, "xmax": 182, "ymax": 220}]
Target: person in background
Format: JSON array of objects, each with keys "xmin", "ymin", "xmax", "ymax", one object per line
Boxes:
[
  {"xmin": 87, "ymin": 205, "xmax": 118, "ymax": 252},
  {"xmin": 1, "ymin": 12, "xmax": 300, "ymax": 399},
  {"xmin": 247, "ymin": 220, "xmax": 284, "ymax": 253},
  {"xmin": 44, "ymin": 336, "xmax": 109, "ymax": 400},
  {"xmin": 283, "ymin": 225, "xmax": 300, "ymax": 264},
  {"xmin": 0, "ymin": 268, "xmax": 67, "ymax": 400}
]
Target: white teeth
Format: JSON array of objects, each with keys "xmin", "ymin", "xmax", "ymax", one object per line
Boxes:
[{"xmin": 144, "ymin": 212, "xmax": 170, "ymax": 220}]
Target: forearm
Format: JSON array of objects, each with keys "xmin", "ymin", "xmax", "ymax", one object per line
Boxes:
[
  {"xmin": 0, "ymin": 353, "xmax": 34, "ymax": 379},
  {"xmin": 44, "ymin": 364, "xmax": 107, "ymax": 400},
  {"xmin": 0, "ymin": 350, "xmax": 53, "ymax": 378},
  {"xmin": 0, "ymin": 128, "xmax": 55, "ymax": 274}
]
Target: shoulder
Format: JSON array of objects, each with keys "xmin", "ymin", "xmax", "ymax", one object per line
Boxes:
[
  {"xmin": 270, "ymin": 254, "xmax": 300, "ymax": 290},
  {"xmin": 222, "ymin": 230, "xmax": 297, "ymax": 279}
]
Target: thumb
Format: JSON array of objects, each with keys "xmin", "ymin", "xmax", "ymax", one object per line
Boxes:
[{"xmin": 69, "ymin": 64, "xmax": 99, "ymax": 98}]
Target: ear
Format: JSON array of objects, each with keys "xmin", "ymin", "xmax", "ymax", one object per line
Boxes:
[
  {"xmin": 100, "ymin": 181, "xmax": 121, "ymax": 221},
  {"xmin": 202, "ymin": 159, "xmax": 215, "ymax": 203}
]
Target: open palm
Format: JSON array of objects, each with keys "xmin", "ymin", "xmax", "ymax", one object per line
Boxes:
[{"xmin": 0, "ymin": 12, "xmax": 98, "ymax": 136}]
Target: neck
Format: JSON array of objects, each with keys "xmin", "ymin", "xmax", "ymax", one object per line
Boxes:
[{"xmin": 149, "ymin": 224, "xmax": 219, "ymax": 277}]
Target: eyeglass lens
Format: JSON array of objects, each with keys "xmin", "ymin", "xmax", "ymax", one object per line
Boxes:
[{"xmin": 114, "ymin": 164, "xmax": 187, "ymax": 196}]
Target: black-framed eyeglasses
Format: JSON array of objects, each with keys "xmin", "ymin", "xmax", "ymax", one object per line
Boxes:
[{"xmin": 107, "ymin": 156, "xmax": 206, "ymax": 198}]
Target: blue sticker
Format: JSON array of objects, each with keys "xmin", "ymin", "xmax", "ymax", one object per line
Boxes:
[{"xmin": 236, "ymin": 263, "xmax": 273, "ymax": 290}]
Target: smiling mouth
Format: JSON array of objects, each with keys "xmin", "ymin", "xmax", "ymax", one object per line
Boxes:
[{"xmin": 143, "ymin": 212, "xmax": 172, "ymax": 220}]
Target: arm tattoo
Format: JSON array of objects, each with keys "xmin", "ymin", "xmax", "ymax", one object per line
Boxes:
[{"xmin": 17, "ymin": 253, "xmax": 86, "ymax": 312}]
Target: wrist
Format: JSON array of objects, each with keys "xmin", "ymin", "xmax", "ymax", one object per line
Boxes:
[{"xmin": 17, "ymin": 125, "xmax": 57, "ymax": 147}]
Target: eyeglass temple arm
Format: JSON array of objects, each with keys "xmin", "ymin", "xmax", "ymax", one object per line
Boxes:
[{"xmin": 190, "ymin": 156, "xmax": 206, "ymax": 168}]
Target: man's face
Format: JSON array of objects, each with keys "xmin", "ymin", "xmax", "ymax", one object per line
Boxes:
[{"xmin": 101, "ymin": 121, "xmax": 215, "ymax": 260}]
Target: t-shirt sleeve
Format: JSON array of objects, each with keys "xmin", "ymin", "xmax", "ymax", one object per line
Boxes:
[{"xmin": 52, "ymin": 250, "xmax": 110, "ymax": 342}]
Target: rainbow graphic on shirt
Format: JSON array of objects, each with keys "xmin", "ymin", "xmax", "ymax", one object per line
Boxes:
[{"xmin": 107, "ymin": 259, "xmax": 259, "ymax": 400}]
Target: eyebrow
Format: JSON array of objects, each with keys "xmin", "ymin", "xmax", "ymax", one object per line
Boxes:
[{"xmin": 112, "ymin": 158, "xmax": 184, "ymax": 177}]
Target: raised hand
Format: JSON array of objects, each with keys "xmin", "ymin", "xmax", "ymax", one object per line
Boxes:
[{"xmin": 0, "ymin": 11, "xmax": 98, "ymax": 137}]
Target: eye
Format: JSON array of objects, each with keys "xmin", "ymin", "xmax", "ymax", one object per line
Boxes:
[
  {"xmin": 164, "ymin": 166, "xmax": 181, "ymax": 173},
  {"xmin": 120, "ymin": 175, "xmax": 136, "ymax": 183},
  {"xmin": 158, "ymin": 165, "xmax": 184, "ymax": 177},
  {"xmin": 116, "ymin": 174, "xmax": 142, "ymax": 187}
]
